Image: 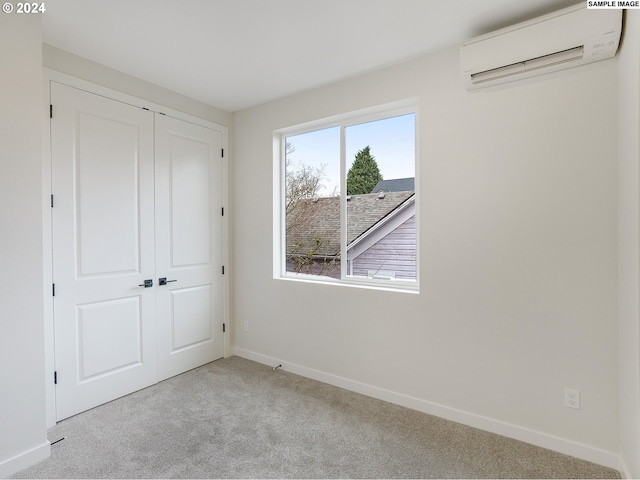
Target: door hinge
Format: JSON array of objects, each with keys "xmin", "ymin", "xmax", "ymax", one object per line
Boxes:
[
  {"xmin": 221, "ymin": 207, "xmax": 224, "ymax": 216},
  {"xmin": 51, "ymin": 194, "xmax": 54, "ymax": 208},
  {"xmin": 222, "ymin": 266, "xmax": 225, "ymax": 275},
  {"xmin": 52, "ymin": 283, "xmax": 55, "ymax": 296},
  {"xmin": 223, "ymin": 323, "xmax": 226, "ymax": 333},
  {"xmin": 49, "ymin": 105, "xmax": 53, "ymax": 119},
  {"xmin": 54, "ymin": 371, "xmax": 57, "ymax": 385},
  {"xmin": 221, "ymin": 148, "xmax": 224, "ymax": 158}
]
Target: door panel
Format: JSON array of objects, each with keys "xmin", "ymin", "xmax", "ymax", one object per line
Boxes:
[
  {"xmin": 170, "ymin": 285, "xmax": 212, "ymax": 352},
  {"xmin": 51, "ymin": 82, "xmax": 157, "ymax": 420},
  {"xmin": 77, "ymin": 297, "xmax": 143, "ymax": 380},
  {"xmin": 76, "ymin": 112, "xmax": 142, "ymax": 275},
  {"xmin": 155, "ymin": 114, "xmax": 224, "ymax": 381},
  {"xmin": 170, "ymin": 136, "xmax": 212, "ymax": 266}
]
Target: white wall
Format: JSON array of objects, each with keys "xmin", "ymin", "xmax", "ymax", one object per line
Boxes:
[
  {"xmin": 0, "ymin": 14, "xmax": 49, "ymax": 478},
  {"xmin": 231, "ymin": 45, "xmax": 620, "ymax": 466},
  {"xmin": 43, "ymin": 44, "xmax": 232, "ymax": 127},
  {"xmin": 618, "ymin": 10, "xmax": 640, "ymax": 480}
]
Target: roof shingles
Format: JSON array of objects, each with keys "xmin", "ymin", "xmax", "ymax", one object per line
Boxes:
[{"xmin": 286, "ymin": 191, "xmax": 414, "ymax": 257}]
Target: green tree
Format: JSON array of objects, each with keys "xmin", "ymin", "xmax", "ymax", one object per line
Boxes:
[{"xmin": 346, "ymin": 146, "xmax": 383, "ymax": 195}]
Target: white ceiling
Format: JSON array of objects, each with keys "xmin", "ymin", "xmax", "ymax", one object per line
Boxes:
[{"xmin": 42, "ymin": 0, "xmax": 579, "ymax": 112}]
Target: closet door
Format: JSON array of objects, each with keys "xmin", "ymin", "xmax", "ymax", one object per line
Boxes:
[
  {"xmin": 154, "ymin": 114, "xmax": 224, "ymax": 380},
  {"xmin": 51, "ymin": 82, "xmax": 157, "ymax": 420}
]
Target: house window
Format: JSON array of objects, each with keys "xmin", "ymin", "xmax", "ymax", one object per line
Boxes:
[{"xmin": 279, "ymin": 103, "xmax": 417, "ymax": 290}]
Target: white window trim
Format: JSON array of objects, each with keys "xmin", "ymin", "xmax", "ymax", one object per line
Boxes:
[{"xmin": 273, "ymin": 99, "xmax": 420, "ymax": 292}]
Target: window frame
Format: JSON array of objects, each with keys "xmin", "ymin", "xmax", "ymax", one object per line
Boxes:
[{"xmin": 274, "ymin": 99, "xmax": 419, "ymax": 293}]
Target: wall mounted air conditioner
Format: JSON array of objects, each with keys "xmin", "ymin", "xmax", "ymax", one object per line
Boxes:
[{"xmin": 460, "ymin": 4, "xmax": 622, "ymax": 91}]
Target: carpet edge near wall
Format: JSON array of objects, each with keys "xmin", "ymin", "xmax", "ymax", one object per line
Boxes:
[{"xmin": 230, "ymin": 347, "xmax": 622, "ymax": 474}]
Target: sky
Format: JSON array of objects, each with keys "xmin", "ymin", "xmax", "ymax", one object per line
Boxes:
[{"xmin": 286, "ymin": 113, "xmax": 415, "ymax": 197}]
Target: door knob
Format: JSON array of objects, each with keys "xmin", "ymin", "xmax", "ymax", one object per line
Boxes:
[
  {"xmin": 159, "ymin": 277, "xmax": 177, "ymax": 286},
  {"xmin": 138, "ymin": 279, "xmax": 153, "ymax": 288}
]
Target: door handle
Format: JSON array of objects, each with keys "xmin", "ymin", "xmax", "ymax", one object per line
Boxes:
[
  {"xmin": 138, "ymin": 279, "xmax": 153, "ymax": 288},
  {"xmin": 159, "ymin": 277, "xmax": 177, "ymax": 286}
]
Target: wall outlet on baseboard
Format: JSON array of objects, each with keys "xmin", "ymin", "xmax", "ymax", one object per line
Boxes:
[{"xmin": 564, "ymin": 388, "xmax": 580, "ymax": 409}]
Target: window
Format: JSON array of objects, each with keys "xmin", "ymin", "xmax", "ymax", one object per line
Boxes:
[{"xmin": 278, "ymin": 103, "xmax": 417, "ymax": 289}]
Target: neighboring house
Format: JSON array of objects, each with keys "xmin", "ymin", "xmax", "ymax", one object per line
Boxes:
[
  {"xmin": 348, "ymin": 193, "xmax": 415, "ymax": 280},
  {"xmin": 286, "ymin": 189, "xmax": 416, "ymax": 280},
  {"xmin": 371, "ymin": 177, "xmax": 415, "ymax": 193}
]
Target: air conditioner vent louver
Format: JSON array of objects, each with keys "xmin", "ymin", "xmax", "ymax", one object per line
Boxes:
[
  {"xmin": 460, "ymin": 5, "xmax": 621, "ymax": 91},
  {"xmin": 470, "ymin": 46, "xmax": 584, "ymax": 85}
]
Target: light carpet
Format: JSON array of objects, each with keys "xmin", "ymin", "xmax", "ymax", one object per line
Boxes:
[{"xmin": 12, "ymin": 356, "xmax": 620, "ymax": 479}]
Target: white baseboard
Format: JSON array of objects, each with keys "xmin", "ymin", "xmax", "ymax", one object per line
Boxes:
[
  {"xmin": 619, "ymin": 455, "xmax": 631, "ymax": 479},
  {"xmin": 0, "ymin": 441, "xmax": 50, "ymax": 478},
  {"xmin": 231, "ymin": 347, "xmax": 622, "ymax": 473}
]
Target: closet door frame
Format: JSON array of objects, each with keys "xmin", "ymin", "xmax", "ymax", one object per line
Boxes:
[{"xmin": 42, "ymin": 69, "xmax": 230, "ymax": 428}]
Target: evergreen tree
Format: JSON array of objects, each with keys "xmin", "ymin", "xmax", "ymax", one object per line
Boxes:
[{"xmin": 346, "ymin": 146, "xmax": 383, "ymax": 195}]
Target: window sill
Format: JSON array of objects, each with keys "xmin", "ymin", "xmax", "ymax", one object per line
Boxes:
[{"xmin": 276, "ymin": 272, "xmax": 419, "ymax": 295}]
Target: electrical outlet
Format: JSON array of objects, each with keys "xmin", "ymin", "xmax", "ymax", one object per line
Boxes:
[
  {"xmin": 565, "ymin": 388, "xmax": 580, "ymax": 409},
  {"xmin": 243, "ymin": 320, "xmax": 249, "ymax": 331}
]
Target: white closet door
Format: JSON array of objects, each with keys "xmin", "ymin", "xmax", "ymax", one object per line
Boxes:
[
  {"xmin": 154, "ymin": 114, "xmax": 224, "ymax": 381},
  {"xmin": 51, "ymin": 82, "xmax": 157, "ymax": 420}
]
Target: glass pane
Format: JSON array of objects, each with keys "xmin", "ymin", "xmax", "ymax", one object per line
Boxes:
[
  {"xmin": 284, "ymin": 126, "xmax": 341, "ymax": 278},
  {"xmin": 345, "ymin": 113, "xmax": 416, "ymax": 281}
]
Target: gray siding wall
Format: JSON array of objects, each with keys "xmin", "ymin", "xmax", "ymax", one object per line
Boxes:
[{"xmin": 351, "ymin": 215, "xmax": 416, "ymax": 280}]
